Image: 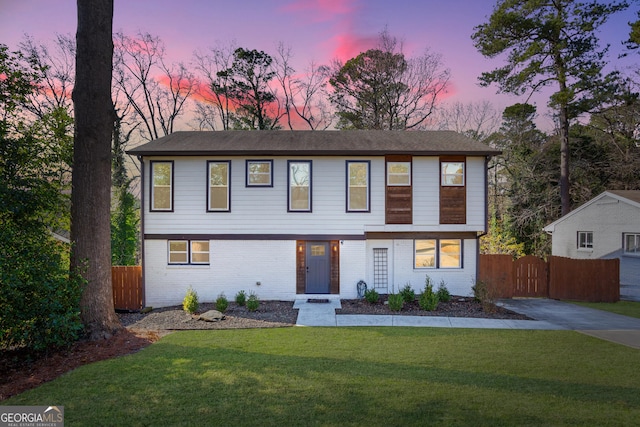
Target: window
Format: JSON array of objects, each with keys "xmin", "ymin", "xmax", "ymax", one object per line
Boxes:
[
  {"xmin": 624, "ymin": 233, "xmax": 640, "ymax": 255},
  {"xmin": 578, "ymin": 231, "xmax": 593, "ymax": 250},
  {"xmin": 414, "ymin": 239, "xmax": 462, "ymax": 269},
  {"xmin": 246, "ymin": 160, "xmax": 273, "ymax": 187},
  {"xmin": 150, "ymin": 161, "xmax": 173, "ymax": 211},
  {"xmin": 441, "ymin": 162, "xmax": 465, "ymax": 186},
  {"xmin": 288, "ymin": 161, "xmax": 311, "ymax": 212},
  {"xmin": 387, "ymin": 162, "xmax": 411, "ymax": 186},
  {"xmin": 347, "ymin": 161, "xmax": 370, "ymax": 212},
  {"xmin": 168, "ymin": 240, "xmax": 210, "ymax": 265},
  {"xmin": 208, "ymin": 161, "xmax": 230, "ymax": 212}
]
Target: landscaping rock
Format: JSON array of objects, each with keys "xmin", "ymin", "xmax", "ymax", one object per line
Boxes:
[{"xmin": 198, "ymin": 310, "xmax": 226, "ymax": 322}]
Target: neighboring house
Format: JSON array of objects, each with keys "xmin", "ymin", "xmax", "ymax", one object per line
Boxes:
[
  {"xmin": 543, "ymin": 190, "xmax": 640, "ymax": 290},
  {"xmin": 127, "ymin": 130, "xmax": 500, "ymax": 308}
]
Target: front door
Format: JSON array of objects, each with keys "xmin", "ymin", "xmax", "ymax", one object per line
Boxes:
[{"xmin": 305, "ymin": 242, "xmax": 330, "ymax": 294}]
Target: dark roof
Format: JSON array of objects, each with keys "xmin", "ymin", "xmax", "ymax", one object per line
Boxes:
[
  {"xmin": 608, "ymin": 190, "xmax": 640, "ymax": 205},
  {"xmin": 127, "ymin": 130, "xmax": 501, "ymax": 157}
]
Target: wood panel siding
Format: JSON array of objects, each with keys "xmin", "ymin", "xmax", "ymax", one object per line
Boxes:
[
  {"xmin": 330, "ymin": 240, "xmax": 340, "ymax": 294},
  {"xmin": 439, "ymin": 156, "xmax": 466, "ymax": 224},
  {"xmin": 385, "ymin": 155, "xmax": 412, "ymax": 224},
  {"xmin": 296, "ymin": 240, "xmax": 306, "ymax": 294}
]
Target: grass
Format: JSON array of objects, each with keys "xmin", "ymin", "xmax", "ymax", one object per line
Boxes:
[
  {"xmin": 571, "ymin": 300, "xmax": 640, "ymax": 319},
  {"xmin": 4, "ymin": 327, "xmax": 640, "ymax": 426}
]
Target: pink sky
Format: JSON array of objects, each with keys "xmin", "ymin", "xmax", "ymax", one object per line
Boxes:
[{"xmin": 1, "ymin": 0, "xmax": 638, "ymax": 130}]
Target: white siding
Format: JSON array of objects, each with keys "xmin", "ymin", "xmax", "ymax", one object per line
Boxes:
[
  {"xmin": 413, "ymin": 157, "xmax": 439, "ymax": 225},
  {"xmin": 466, "ymin": 157, "xmax": 487, "ymax": 227},
  {"xmin": 549, "ymin": 194, "xmax": 640, "ymax": 286}
]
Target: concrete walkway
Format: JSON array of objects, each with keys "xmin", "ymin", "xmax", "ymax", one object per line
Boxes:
[{"xmin": 293, "ymin": 297, "xmax": 640, "ymax": 349}]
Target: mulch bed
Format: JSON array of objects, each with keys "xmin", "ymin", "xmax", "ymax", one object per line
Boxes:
[{"xmin": 1, "ymin": 297, "xmax": 527, "ymax": 401}]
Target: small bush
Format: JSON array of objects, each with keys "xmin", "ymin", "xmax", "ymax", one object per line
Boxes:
[
  {"xmin": 419, "ymin": 276, "xmax": 438, "ymax": 311},
  {"xmin": 399, "ymin": 284, "xmax": 415, "ymax": 303},
  {"xmin": 216, "ymin": 293, "xmax": 229, "ymax": 313},
  {"xmin": 387, "ymin": 293, "xmax": 404, "ymax": 311},
  {"xmin": 472, "ymin": 280, "xmax": 497, "ymax": 313},
  {"xmin": 246, "ymin": 292, "xmax": 260, "ymax": 312},
  {"xmin": 364, "ymin": 288, "xmax": 380, "ymax": 304},
  {"xmin": 437, "ymin": 280, "xmax": 451, "ymax": 303},
  {"xmin": 235, "ymin": 290, "xmax": 247, "ymax": 306},
  {"xmin": 182, "ymin": 286, "xmax": 199, "ymax": 314}
]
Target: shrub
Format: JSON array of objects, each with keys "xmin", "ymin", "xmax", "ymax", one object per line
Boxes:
[
  {"xmin": 246, "ymin": 292, "xmax": 260, "ymax": 312},
  {"xmin": 387, "ymin": 293, "xmax": 404, "ymax": 311},
  {"xmin": 419, "ymin": 276, "xmax": 439, "ymax": 311},
  {"xmin": 216, "ymin": 293, "xmax": 229, "ymax": 313},
  {"xmin": 182, "ymin": 286, "xmax": 199, "ymax": 314},
  {"xmin": 235, "ymin": 290, "xmax": 247, "ymax": 306},
  {"xmin": 472, "ymin": 279, "xmax": 497, "ymax": 313},
  {"xmin": 399, "ymin": 284, "xmax": 415, "ymax": 303},
  {"xmin": 437, "ymin": 280, "xmax": 451, "ymax": 303},
  {"xmin": 364, "ymin": 288, "xmax": 380, "ymax": 304}
]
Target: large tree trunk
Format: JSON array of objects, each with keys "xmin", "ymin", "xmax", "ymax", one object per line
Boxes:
[{"xmin": 71, "ymin": 0, "xmax": 121, "ymax": 339}]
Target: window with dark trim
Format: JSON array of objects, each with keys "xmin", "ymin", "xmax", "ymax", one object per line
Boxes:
[
  {"xmin": 346, "ymin": 160, "xmax": 370, "ymax": 212},
  {"xmin": 624, "ymin": 233, "xmax": 640, "ymax": 255},
  {"xmin": 414, "ymin": 239, "xmax": 462, "ymax": 269},
  {"xmin": 168, "ymin": 240, "xmax": 210, "ymax": 265},
  {"xmin": 246, "ymin": 160, "xmax": 273, "ymax": 187},
  {"xmin": 207, "ymin": 161, "xmax": 230, "ymax": 212},
  {"xmin": 288, "ymin": 160, "xmax": 312, "ymax": 212},
  {"xmin": 150, "ymin": 161, "xmax": 173, "ymax": 211},
  {"xmin": 577, "ymin": 231, "xmax": 593, "ymax": 250}
]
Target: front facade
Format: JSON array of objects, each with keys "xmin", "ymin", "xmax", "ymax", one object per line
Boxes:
[
  {"xmin": 129, "ymin": 131, "xmax": 499, "ymax": 307},
  {"xmin": 543, "ymin": 190, "xmax": 640, "ymax": 288}
]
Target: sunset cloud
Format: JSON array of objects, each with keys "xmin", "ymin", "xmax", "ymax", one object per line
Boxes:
[{"xmin": 281, "ymin": 0, "xmax": 357, "ymax": 22}]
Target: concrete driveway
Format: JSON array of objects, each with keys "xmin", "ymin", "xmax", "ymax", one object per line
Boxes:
[{"xmin": 499, "ymin": 298, "xmax": 640, "ymax": 349}]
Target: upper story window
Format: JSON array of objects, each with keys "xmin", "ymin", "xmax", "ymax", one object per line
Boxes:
[
  {"xmin": 347, "ymin": 161, "xmax": 370, "ymax": 212},
  {"xmin": 208, "ymin": 161, "xmax": 230, "ymax": 212},
  {"xmin": 288, "ymin": 161, "xmax": 312, "ymax": 212},
  {"xmin": 624, "ymin": 233, "xmax": 640, "ymax": 255},
  {"xmin": 168, "ymin": 240, "xmax": 210, "ymax": 265},
  {"xmin": 246, "ymin": 160, "xmax": 273, "ymax": 187},
  {"xmin": 441, "ymin": 162, "xmax": 465, "ymax": 186},
  {"xmin": 578, "ymin": 231, "xmax": 593, "ymax": 250},
  {"xmin": 387, "ymin": 162, "xmax": 411, "ymax": 186},
  {"xmin": 150, "ymin": 161, "xmax": 173, "ymax": 211},
  {"xmin": 414, "ymin": 239, "xmax": 462, "ymax": 269}
]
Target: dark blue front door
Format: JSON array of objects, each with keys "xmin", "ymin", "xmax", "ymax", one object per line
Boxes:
[{"xmin": 305, "ymin": 242, "xmax": 330, "ymax": 294}]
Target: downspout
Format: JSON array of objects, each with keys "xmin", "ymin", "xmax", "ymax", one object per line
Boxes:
[
  {"xmin": 138, "ymin": 155, "xmax": 146, "ymax": 309},
  {"xmin": 476, "ymin": 156, "xmax": 490, "ymax": 284}
]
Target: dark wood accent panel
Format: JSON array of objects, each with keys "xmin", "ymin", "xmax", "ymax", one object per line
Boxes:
[
  {"xmin": 386, "ymin": 186, "xmax": 412, "ymax": 224},
  {"xmin": 296, "ymin": 241, "xmax": 306, "ymax": 294},
  {"xmin": 144, "ymin": 234, "xmax": 366, "ymax": 241},
  {"xmin": 440, "ymin": 186, "xmax": 466, "ymax": 224},
  {"xmin": 365, "ymin": 231, "xmax": 478, "ymax": 240},
  {"xmin": 330, "ymin": 241, "xmax": 340, "ymax": 294},
  {"xmin": 385, "ymin": 155, "xmax": 412, "ymax": 224}
]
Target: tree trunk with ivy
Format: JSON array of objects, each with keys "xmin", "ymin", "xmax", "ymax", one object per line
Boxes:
[{"xmin": 71, "ymin": 0, "xmax": 122, "ymax": 340}]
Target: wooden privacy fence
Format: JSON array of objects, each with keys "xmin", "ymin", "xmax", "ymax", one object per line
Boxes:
[
  {"xmin": 112, "ymin": 266, "xmax": 143, "ymax": 310},
  {"xmin": 478, "ymin": 255, "xmax": 619, "ymax": 302}
]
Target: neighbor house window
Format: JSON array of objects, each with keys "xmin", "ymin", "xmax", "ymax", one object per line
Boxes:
[
  {"xmin": 441, "ymin": 161, "xmax": 465, "ymax": 186},
  {"xmin": 415, "ymin": 239, "xmax": 462, "ymax": 269},
  {"xmin": 288, "ymin": 160, "xmax": 311, "ymax": 212},
  {"xmin": 387, "ymin": 162, "xmax": 411, "ymax": 186},
  {"xmin": 168, "ymin": 240, "xmax": 210, "ymax": 265},
  {"xmin": 624, "ymin": 233, "xmax": 640, "ymax": 255},
  {"xmin": 578, "ymin": 231, "xmax": 593, "ymax": 250},
  {"xmin": 246, "ymin": 160, "xmax": 273, "ymax": 187},
  {"xmin": 150, "ymin": 161, "xmax": 173, "ymax": 211},
  {"xmin": 208, "ymin": 161, "xmax": 230, "ymax": 212},
  {"xmin": 347, "ymin": 161, "xmax": 370, "ymax": 212}
]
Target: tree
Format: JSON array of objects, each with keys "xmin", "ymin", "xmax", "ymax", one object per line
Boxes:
[
  {"xmin": 213, "ymin": 47, "xmax": 282, "ymax": 130},
  {"xmin": 113, "ymin": 31, "xmax": 195, "ymax": 141},
  {"xmin": 472, "ymin": 0, "xmax": 629, "ymax": 215},
  {"xmin": 329, "ymin": 30, "xmax": 450, "ymax": 130},
  {"xmin": 71, "ymin": 0, "xmax": 121, "ymax": 339}
]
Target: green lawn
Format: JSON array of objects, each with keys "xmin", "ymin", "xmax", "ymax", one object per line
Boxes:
[
  {"xmin": 4, "ymin": 327, "xmax": 640, "ymax": 426},
  {"xmin": 571, "ymin": 300, "xmax": 640, "ymax": 319}
]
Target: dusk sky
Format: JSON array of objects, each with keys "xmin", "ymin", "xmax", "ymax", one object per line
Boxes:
[{"xmin": 1, "ymin": 0, "xmax": 638, "ymax": 131}]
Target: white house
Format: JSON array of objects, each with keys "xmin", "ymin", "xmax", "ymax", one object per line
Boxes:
[
  {"xmin": 128, "ymin": 130, "xmax": 500, "ymax": 308},
  {"xmin": 543, "ymin": 190, "xmax": 640, "ymax": 296}
]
